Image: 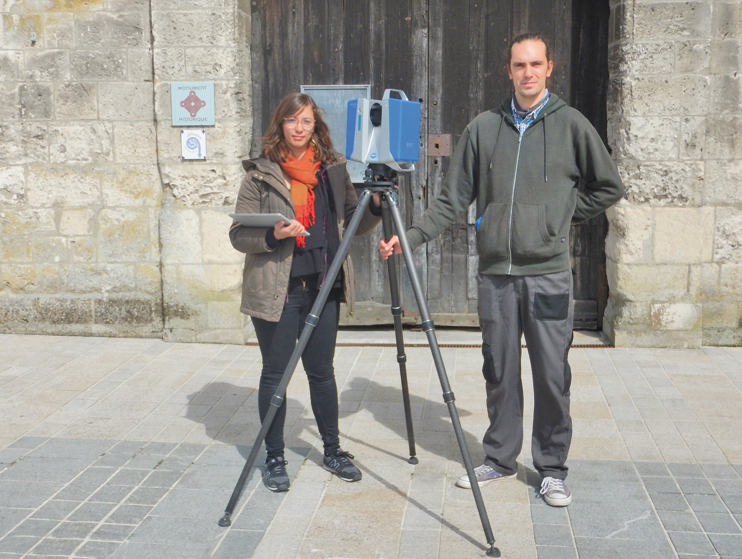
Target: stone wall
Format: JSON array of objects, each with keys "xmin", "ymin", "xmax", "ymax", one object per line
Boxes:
[
  {"xmin": 0, "ymin": 0, "xmax": 250, "ymax": 342},
  {"xmin": 605, "ymin": 0, "xmax": 742, "ymax": 347}
]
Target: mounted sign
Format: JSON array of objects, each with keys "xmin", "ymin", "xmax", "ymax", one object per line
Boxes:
[
  {"xmin": 171, "ymin": 82, "xmax": 215, "ymax": 126},
  {"xmin": 181, "ymin": 129, "xmax": 207, "ymax": 160}
]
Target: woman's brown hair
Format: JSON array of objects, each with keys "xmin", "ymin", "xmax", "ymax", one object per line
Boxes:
[{"xmin": 260, "ymin": 93, "xmax": 340, "ymax": 165}]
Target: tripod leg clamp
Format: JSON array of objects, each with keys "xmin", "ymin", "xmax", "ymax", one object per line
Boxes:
[
  {"xmin": 270, "ymin": 394, "xmax": 284, "ymax": 407},
  {"xmin": 442, "ymin": 391, "xmax": 455, "ymax": 404},
  {"xmin": 306, "ymin": 314, "xmax": 319, "ymax": 327},
  {"xmin": 421, "ymin": 319, "xmax": 435, "ymax": 333},
  {"xmin": 391, "ymin": 305, "xmax": 403, "ymax": 317}
]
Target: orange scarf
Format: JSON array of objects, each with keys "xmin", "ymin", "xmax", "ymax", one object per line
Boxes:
[{"xmin": 280, "ymin": 146, "xmax": 321, "ymax": 248}]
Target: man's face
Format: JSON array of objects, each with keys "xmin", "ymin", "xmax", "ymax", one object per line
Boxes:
[{"xmin": 507, "ymin": 39, "xmax": 553, "ymax": 108}]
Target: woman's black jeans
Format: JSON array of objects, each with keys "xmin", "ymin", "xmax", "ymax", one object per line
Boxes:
[{"xmin": 251, "ymin": 275, "xmax": 341, "ymax": 460}]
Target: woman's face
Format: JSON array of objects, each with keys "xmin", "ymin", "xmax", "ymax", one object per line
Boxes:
[{"xmin": 282, "ymin": 104, "xmax": 315, "ymax": 158}]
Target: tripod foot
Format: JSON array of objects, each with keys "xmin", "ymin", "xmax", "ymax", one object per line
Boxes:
[
  {"xmin": 218, "ymin": 512, "xmax": 232, "ymax": 527},
  {"xmin": 486, "ymin": 545, "xmax": 501, "ymax": 557},
  {"xmin": 408, "ymin": 456, "xmax": 419, "ymax": 465}
]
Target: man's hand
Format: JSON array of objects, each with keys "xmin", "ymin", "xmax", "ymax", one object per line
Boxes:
[
  {"xmin": 274, "ymin": 219, "xmax": 306, "ymax": 240},
  {"xmin": 378, "ymin": 235, "xmax": 402, "ymax": 260}
]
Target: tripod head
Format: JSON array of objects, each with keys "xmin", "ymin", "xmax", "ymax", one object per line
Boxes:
[{"xmin": 362, "ymin": 163, "xmax": 398, "ymax": 191}]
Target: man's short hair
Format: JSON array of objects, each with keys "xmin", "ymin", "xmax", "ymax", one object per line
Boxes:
[{"xmin": 508, "ymin": 32, "xmax": 552, "ymax": 64}]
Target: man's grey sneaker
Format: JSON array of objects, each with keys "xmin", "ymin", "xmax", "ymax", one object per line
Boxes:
[
  {"xmin": 455, "ymin": 464, "xmax": 516, "ymax": 489},
  {"xmin": 263, "ymin": 455, "xmax": 290, "ymax": 492},
  {"xmin": 540, "ymin": 476, "xmax": 572, "ymax": 506},
  {"xmin": 323, "ymin": 449, "xmax": 362, "ymax": 482}
]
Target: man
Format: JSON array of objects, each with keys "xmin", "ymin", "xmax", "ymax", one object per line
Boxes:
[{"xmin": 379, "ymin": 33, "xmax": 624, "ymax": 506}]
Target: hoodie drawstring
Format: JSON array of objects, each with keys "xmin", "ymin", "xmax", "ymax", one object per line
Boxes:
[{"xmin": 488, "ymin": 118, "xmax": 504, "ymax": 171}]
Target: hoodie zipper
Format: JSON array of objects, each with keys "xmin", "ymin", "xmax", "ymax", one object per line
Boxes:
[{"xmin": 507, "ymin": 129, "xmax": 525, "ymax": 275}]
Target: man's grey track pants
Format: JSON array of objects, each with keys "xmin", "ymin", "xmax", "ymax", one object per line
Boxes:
[{"xmin": 477, "ymin": 269, "xmax": 573, "ymax": 480}]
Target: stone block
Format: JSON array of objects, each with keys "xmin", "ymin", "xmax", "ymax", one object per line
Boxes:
[
  {"xmin": 160, "ymin": 163, "xmax": 241, "ymax": 207},
  {"xmin": 29, "ymin": 235, "xmax": 67, "ymax": 263},
  {"xmin": 605, "ymin": 205, "xmax": 653, "ymax": 263},
  {"xmin": 68, "ymin": 236, "xmax": 97, "ymax": 262},
  {"xmin": 184, "ymin": 47, "xmax": 249, "ymax": 80},
  {"xmin": 135, "ymin": 263, "xmax": 161, "ymax": 295},
  {"xmin": 650, "ymin": 303, "xmax": 702, "ymax": 331},
  {"xmin": 24, "ymin": 50, "xmax": 70, "ymax": 81},
  {"xmin": 0, "ymin": 236, "xmax": 30, "ymax": 261},
  {"xmin": 680, "ymin": 117, "xmax": 705, "ymax": 160},
  {"xmin": 608, "ymin": 41, "xmax": 674, "ymax": 76},
  {"xmin": 654, "ymin": 207, "xmax": 714, "ymax": 264},
  {"xmin": 152, "ymin": 10, "xmax": 237, "ymax": 48},
  {"xmin": 1, "ymin": 263, "xmax": 60, "ymax": 293},
  {"xmin": 714, "ymin": 207, "xmax": 742, "ymax": 263},
  {"xmin": 608, "ymin": 117, "xmax": 680, "ymax": 161},
  {"xmin": 0, "ymin": 208, "xmax": 56, "ymax": 236},
  {"xmin": 710, "ymin": 40, "xmax": 740, "ymax": 75},
  {"xmin": 0, "ymin": 297, "xmax": 37, "ymax": 325},
  {"xmin": 619, "ymin": 160, "xmax": 703, "ymax": 206},
  {"xmin": 720, "ymin": 264, "xmax": 742, "ymax": 296},
  {"xmin": 603, "ymin": 299, "xmax": 650, "ymax": 328},
  {"xmin": 152, "ymin": 0, "xmax": 231, "ymax": 9},
  {"xmin": 59, "ymin": 208, "xmax": 94, "ymax": 236},
  {"xmin": 708, "ymin": 74, "xmax": 741, "ymax": 114},
  {"xmin": 0, "ymin": 82, "xmax": 21, "ymax": 121},
  {"xmin": 627, "ymin": 75, "xmax": 709, "ymax": 116},
  {"xmin": 19, "ymin": 83, "xmax": 52, "ymax": 119},
  {"xmin": 611, "ymin": 327, "xmax": 702, "ymax": 349},
  {"xmin": 2, "ymin": 14, "xmax": 43, "ymax": 49},
  {"xmin": 201, "ymin": 209, "xmax": 242, "ymax": 264},
  {"xmin": 194, "ymin": 122, "xmax": 250, "ymax": 162},
  {"xmin": 99, "ymin": 82, "xmax": 153, "ymax": 121},
  {"xmin": 0, "ymin": 50, "xmax": 22, "ymax": 81},
  {"xmin": 676, "ymin": 41, "xmax": 711, "ymax": 74},
  {"xmin": 160, "ymin": 208, "xmax": 203, "ymax": 264},
  {"xmin": 74, "ymin": 11, "xmax": 146, "ymax": 48},
  {"xmin": 0, "ymin": 165, "xmax": 25, "ymax": 205},
  {"xmin": 113, "ymin": 122, "xmax": 157, "ymax": 164},
  {"xmin": 101, "ymin": 164, "xmax": 162, "ymax": 207},
  {"xmin": 214, "ymin": 80, "xmax": 250, "ymax": 120},
  {"xmin": 128, "ymin": 48, "xmax": 154, "ymax": 81},
  {"xmin": 54, "ymin": 82, "xmax": 98, "ymax": 120},
  {"xmin": 71, "ymin": 50, "xmax": 127, "ymax": 81},
  {"xmin": 109, "ymin": 0, "xmax": 150, "ymax": 10},
  {"xmin": 633, "ymin": 2, "xmax": 712, "ymax": 40},
  {"xmin": 60, "ymin": 263, "xmax": 136, "ymax": 294},
  {"xmin": 702, "ymin": 301, "xmax": 738, "ymax": 328},
  {"xmin": 26, "ymin": 165, "xmax": 101, "ymax": 207},
  {"xmin": 705, "ymin": 159, "xmax": 742, "ymax": 205},
  {"xmin": 711, "ymin": 2, "xmax": 741, "ymax": 39},
  {"xmin": 704, "ymin": 116, "xmax": 742, "ymax": 159},
  {"xmin": 207, "ymin": 301, "xmax": 242, "ymax": 329},
  {"xmin": 94, "ymin": 298, "xmax": 154, "ymax": 325},
  {"xmin": 689, "ymin": 263, "xmax": 720, "ymax": 299},
  {"xmin": 97, "ymin": 208, "xmax": 154, "ymax": 262},
  {"xmin": 34, "ymin": 297, "xmax": 93, "ymax": 324},
  {"xmin": 33, "ymin": 0, "xmax": 106, "ymax": 11},
  {"xmin": 153, "ymin": 48, "xmax": 185, "ymax": 80},
  {"xmin": 42, "ymin": 13, "xmax": 75, "ymax": 49},
  {"xmin": 49, "ymin": 122, "xmax": 113, "ymax": 164},
  {"xmin": 609, "ymin": 262, "xmax": 689, "ymax": 302},
  {"xmin": 703, "ymin": 327, "xmax": 742, "ymax": 347}
]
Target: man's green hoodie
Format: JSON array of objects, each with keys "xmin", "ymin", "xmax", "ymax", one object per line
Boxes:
[{"xmin": 406, "ymin": 94, "xmax": 624, "ymax": 276}]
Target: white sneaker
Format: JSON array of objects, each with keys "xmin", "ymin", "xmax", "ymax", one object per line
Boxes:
[
  {"xmin": 540, "ymin": 477, "xmax": 572, "ymax": 506},
  {"xmin": 455, "ymin": 464, "xmax": 516, "ymax": 489}
]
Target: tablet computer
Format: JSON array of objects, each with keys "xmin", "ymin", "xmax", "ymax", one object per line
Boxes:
[{"xmin": 229, "ymin": 213, "xmax": 309, "ymax": 235}]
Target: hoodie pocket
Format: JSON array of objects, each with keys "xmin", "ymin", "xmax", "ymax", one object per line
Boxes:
[
  {"xmin": 476, "ymin": 203, "xmax": 510, "ymax": 260},
  {"xmin": 510, "ymin": 203, "xmax": 556, "ymax": 259}
]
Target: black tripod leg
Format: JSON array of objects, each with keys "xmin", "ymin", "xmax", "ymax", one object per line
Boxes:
[
  {"xmin": 219, "ymin": 189, "xmax": 375, "ymax": 528},
  {"xmin": 385, "ymin": 193, "xmax": 500, "ymax": 557},
  {"xmin": 380, "ymin": 195, "xmax": 418, "ymax": 464}
]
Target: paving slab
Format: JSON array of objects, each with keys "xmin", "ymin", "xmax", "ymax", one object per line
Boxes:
[{"xmin": 0, "ymin": 333, "xmax": 741, "ymax": 558}]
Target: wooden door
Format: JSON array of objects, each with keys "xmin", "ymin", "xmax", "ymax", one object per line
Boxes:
[{"xmin": 250, "ymin": 0, "xmax": 611, "ymax": 329}]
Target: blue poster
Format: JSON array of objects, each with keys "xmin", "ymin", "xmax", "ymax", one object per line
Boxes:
[{"xmin": 171, "ymin": 82, "xmax": 215, "ymax": 126}]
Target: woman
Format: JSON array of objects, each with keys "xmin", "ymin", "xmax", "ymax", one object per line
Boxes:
[{"xmin": 229, "ymin": 93, "xmax": 380, "ymax": 492}]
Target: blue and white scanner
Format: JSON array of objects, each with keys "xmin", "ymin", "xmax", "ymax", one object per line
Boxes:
[{"xmin": 346, "ymin": 89, "xmax": 420, "ymax": 172}]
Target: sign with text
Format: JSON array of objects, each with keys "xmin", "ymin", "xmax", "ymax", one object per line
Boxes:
[
  {"xmin": 181, "ymin": 129, "xmax": 207, "ymax": 160},
  {"xmin": 171, "ymin": 82, "xmax": 215, "ymax": 126}
]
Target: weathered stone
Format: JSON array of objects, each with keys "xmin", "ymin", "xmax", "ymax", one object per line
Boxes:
[
  {"xmin": 60, "ymin": 263, "xmax": 136, "ymax": 294},
  {"xmin": 711, "ymin": 2, "xmax": 741, "ymax": 39},
  {"xmin": 49, "ymin": 123, "xmax": 113, "ymax": 164},
  {"xmin": 153, "ymin": 0, "xmax": 231, "ymax": 9},
  {"xmin": 109, "ymin": 0, "xmax": 150, "ymax": 10},
  {"xmin": 97, "ymin": 208, "xmax": 154, "ymax": 262},
  {"xmin": 689, "ymin": 263, "xmax": 720, "ymax": 299},
  {"xmin": 608, "ymin": 41, "xmax": 675, "ymax": 76},
  {"xmin": 0, "ymin": 208, "xmax": 56, "ymax": 236},
  {"xmin": 160, "ymin": 164, "xmax": 240, "ymax": 207},
  {"xmin": 714, "ymin": 207, "xmax": 742, "ymax": 263},
  {"xmin": 719, "ymin": 264, "xmax": 742, "ymax": 296},
  {"xmin": 101, "ymin": 164, "xmax": 162, "ymax": 207},
  {"xmin": 184, "ymin": 47, "xmax": 249, "ymax": 80},
  {"xmin": 627, "ymin": 75, "xmax": 709, "ymax": 116},
  {"xmin": 1, "ymin": 263, "xmax": 60, "ymax": 293},
  {"xmin": 676, "ymin": 41, "xmax": 711, "ymax": 74},
  {"xmin": 159, "ymin": 208, "xmax": 202, "ymax": 264},
  {"xmin": 609, "ymin": 117, "xmax": 680, "ymax": 161},
  {"xmin": 26, "ymin": 164, "xmax": 101, "ymax": 206},
  {"xmin": 34, "ymin": 297, "xmax": 93, "ymax": 324},
  {"xmin": 1, "ymin": 13, "xmax": 43, "ymax": 49},
  {"xmin": 603, "ymin": 299, "xmax": 650, "ymax": 327},
  {"xmin": 94, "ymin": 298, "xmax": 153, "ymax": 324},
  {"xmin": 99, "ymin": 82, "xmax": 153, "ymax": 121},
  {"xmin": 67, "ymin": 236, "xmax": 97, "ymax": 263},
  {"xmin": 608, "ymin": 262, "xmax": 690, "ymax": 302},
  {"xmin": 619, "ymin": 160, "xmax": 704, "ymax": 206},
  {"xmin": 151, "ymin": 10, "xmax": 236, "ymax": 47},
  {"xmin": 0, "ymin": 83, "xmax": 20, "ymax": 121},
  {"xmin": 680, "ymin": 116, "xmax": 705, "ymax": 159},
  {"xmin": 214, "ymin": 80, "xmax": 250, "ymax": 120},
  {"xmin": 113, "ymin": 122, "xmax": 157, "ymax": 164},
  {"xmin": 702, "ymin": 301, "xmax": 738, "ymax": 328},
  {"xmin": 0, "ymin": 165, "xmax": 25, "ymax": 205},
  {"xmin": 705, "ymin": 159, "xmax": 742, "ymax": 205},
  {"xmin": 708, "ymin": 74, "xmax": 741, "ymax": 114},
  {"xmin": 605, "ymin": 205, "xmax": 653, "ymax": 263},
  {"xmin": 70, "ymin": 50, "xmax": 127, "ymax": 81},
  {"xmin": 29, "ymin": 236, "xmax": 67, "ymax": 263},
  {"xmin": 152, "ymin": 48, "xmax": 185, "ymax": 80},
  {"xmin": 0, "ymin": 298, "xmax": 37, "ymax": 325},
  {"xmin": 650, "ymin": 303, "xmax": 702, "ymax": 331},
  {"xmin": 19, "ymin": 83, "xmax": 52, "ymax": 119},
  {"xmin": 703, "ymin": 327, "xmax": 742, "ymax": 347},
  {"xmin": 710, "ymin": 39, "xmax": 740, "ymax": 75},
  {"xmin": 75, "ymin": 11, "xmax": 146, "ymax": 48},
  {"xmin": 704, "ymin": 116, "xmax": 742, "ymax": 159},
  {"xmin": 59, "ymin": 208, "xmax": 95, "ymax": 236},
  {"xmin": 653, "ymin": 207, "xmax": 714, "ymax": 264},
  {"xmin": 633, "ymin": 2, "xmax": 712, "ymax": 41},
  {"xmin": 135, "ymin": 263, "xmax": 161, "ymax": 295},
  {"xmin": 55, "ymin": 82, "xmax": 98, "ymax": 120},
  {"xmin": 127, "ymin": 48, "xmax": 154, "ymax": 81},
  {"xmin": 207, "ymin": 300, "xmax": 242, "ymax": 329},
  {"xmin": 0, "ymin": 237, "xmax": 30, "ymax": 261},
  {"xmin": 24, "ymin": 50, "xmax": 70, "ymax": 81},
  {"xmin": 42, "ymin": 12, "xmax": 75, "ymax": 49},
  {"xmin": 201, "ymin": 209, "xmax": 241, "ymax": 264},
  {"xmin": 0, "ymin": 50, "xmax": 22, "ymax": 81},
  {"xmin": 612, "ymin": 328, "xmax": 702, "ymax": 349}
]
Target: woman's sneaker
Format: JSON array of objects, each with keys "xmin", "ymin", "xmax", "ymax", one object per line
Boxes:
[
  {"xmin": 540, "ymin": 477, "xmax": 572, "ymax": 506},
  {"xmin": 323, "ymin": 449, "xmax": 362, "ymax": 482},
  {"xmin": 263, "ymin": 455, "xmax": 290, "ymax": 492},
  {"xmin": 455, "ymin": 464, "xmax": 516, "ymax": 488}
]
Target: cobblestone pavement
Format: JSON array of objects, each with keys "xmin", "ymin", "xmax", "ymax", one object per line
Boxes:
[{"xmin": 0, "ymin": 332, "xmax": 741, "ymax": 558}]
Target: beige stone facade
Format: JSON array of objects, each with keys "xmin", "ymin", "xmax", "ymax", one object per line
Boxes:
[{"xmin": 1, "ymin": 1, "xmax": 740, "ymax": 346}]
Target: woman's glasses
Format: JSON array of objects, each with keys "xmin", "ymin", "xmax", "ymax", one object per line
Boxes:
[{"xmin": 283, "ymin": 117, "xmax": 315, "ymax": 129}]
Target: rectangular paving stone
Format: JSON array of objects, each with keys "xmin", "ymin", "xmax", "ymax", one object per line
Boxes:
[
  {"xmin": 536, "ymin": 546, "xmax": 578, "ymax": 559},
  {"xmin": 50, "ymin": 521, "xmax": 97, "ymax": 539},
  {"xmin": 695, "ymin": 512, "xmax": 742, "ymax": 534},
  {"xmin": 107, "ymin": 505, "xmax": 152, "ymax": 525},
  {"xmin": 123, "ymin": 454, "xmax": 163, "ymax": 470},
  {"xmin": 54, "ymin": 482, "xmax": 99, "ymax": 502},
  {"xmin": 644, "ymin": 476, "xmax": 682, "ymax": 493},
  {"xmin": 0, "ymin": 457, "xmax": 90, "ymax": 483},
  {"xmin": 0, "ymin": 449, "xmax": 27, "ymax": 468},
  {"xmin": 109, "ymin": 542, "xmax": 212, "ymax": 559},
  {"xmin": 29, "ymin": 537, "xmax": 82, "ymax": 556},
  {"xmin": 8, "ymin": 519, "xmax": 58, "ymax": 538},
  {"xmin": 89, "ymin": 484, "xmax": 134, "ymax": 504},
  {"xmin": 68, "ymin": 502, "xmax": 116, "ymax": 522},
  {"xmin": 677, "ymin": 477, "xmax": 715, "ymax": 495},
  {"xmin": 126, "ymin": 515, "xmax": 222, "ymax": 546},
  {"xmin": 74, "ymin": 467, "xmax": 117, "ymax": 485},
  {"xmin": 95, "ymin": 453, "xmax": 136, "ymax": 469},
  {"xmin": 721, "ymin": 494, "xmax": 742, "ymax": 514},
  {"xmin": 668, "ymin": 531, "xmax": 717, "ymax": 555},
  {"xmin": 90, "ymin": 523, "xmax": 136, "ymax": 541},
  {"xmin": 669, "ymin": 463, "xmax": 705, "ymax": 478},
  {"xmin": 530, "ymin": 504, "xmax": 570, "ymax": 526},
  {"xmin": 575, "ymin": 536, "xmax": 675, "ymax": 558},
  {"xmin": 34, "ymin": 439, "xmax": 115, "ymax": 462},
  {"xmin": 658, "ymin": 511, "xmax": 703, "ymax": 532},
  {"xmin": 30, "ymin": 500, "xmax": 80, "ymax": 521},
  {"xmin": 533, "ymin": 524, "xmax": 573, "ymax": 547},
  {"xmin": 635, "ymin": 462, "xmax": 671, "ymax": 477},
  {"xmin": 124, "ymin": 487, "xmax": 169, "ymax": 506},
  {"xmin": 140, "ymin": 470, "xmax": 181, "ymax": 488},
  {"xmin": 713, "ymin": 479, "xmax": 742, "ymax": 496},
  {"xmin": 108, "ymin": 469, "xmax": 150, "ymax": 486},
  {"xmin": 701, "ymin": 464, "xmax": 740, "ymax": 479},
  {"xmin": 571, "ymin": 503, "xmax": 664, "ymax": 540},
  {"xmin": 687, "ymin": 494, "xmax": 729, "ymax": 513},
  {"xmin": 0, "ymin": 536, "xmax": 39, "ymax": 554},
  {"xmin": 212, "ymin": 529, "xmax": 264, "ymax": 559},
  {"xmin": 7, "ymin": 437, "xmax": 48, "ymax": 450},
  {"xmin": 650, "ymin": 492, "xmax": 690, "ymax": 511},
  {"xmin": 75, "ymin": 540, "xmax": 122, "ymax": 558},
  {"xmin": 708, "ymin": 533, "xmax": 742, "ymax": 556},
  {"xmin": 150, "ymin": 487, "xmax": 232, "ymax": 519}
]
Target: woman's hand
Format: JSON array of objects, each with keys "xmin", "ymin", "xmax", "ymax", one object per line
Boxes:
[
  {"xmin": 274, "ymin": 219, "xmax": 306, "ymax": 240},
  {"xmin": 378, "ymin": 235, "xmax": 402, "ymax": 260}
]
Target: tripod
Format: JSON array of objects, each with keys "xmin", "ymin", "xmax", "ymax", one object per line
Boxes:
[{"xmin": 219, "ymin": 164, "xmax": 500, "ymax": 557}]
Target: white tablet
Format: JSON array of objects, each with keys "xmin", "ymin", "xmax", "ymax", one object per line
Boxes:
[{"xmin": 229, "ymin": 213, "xmax": 308, "ymax": 235}]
